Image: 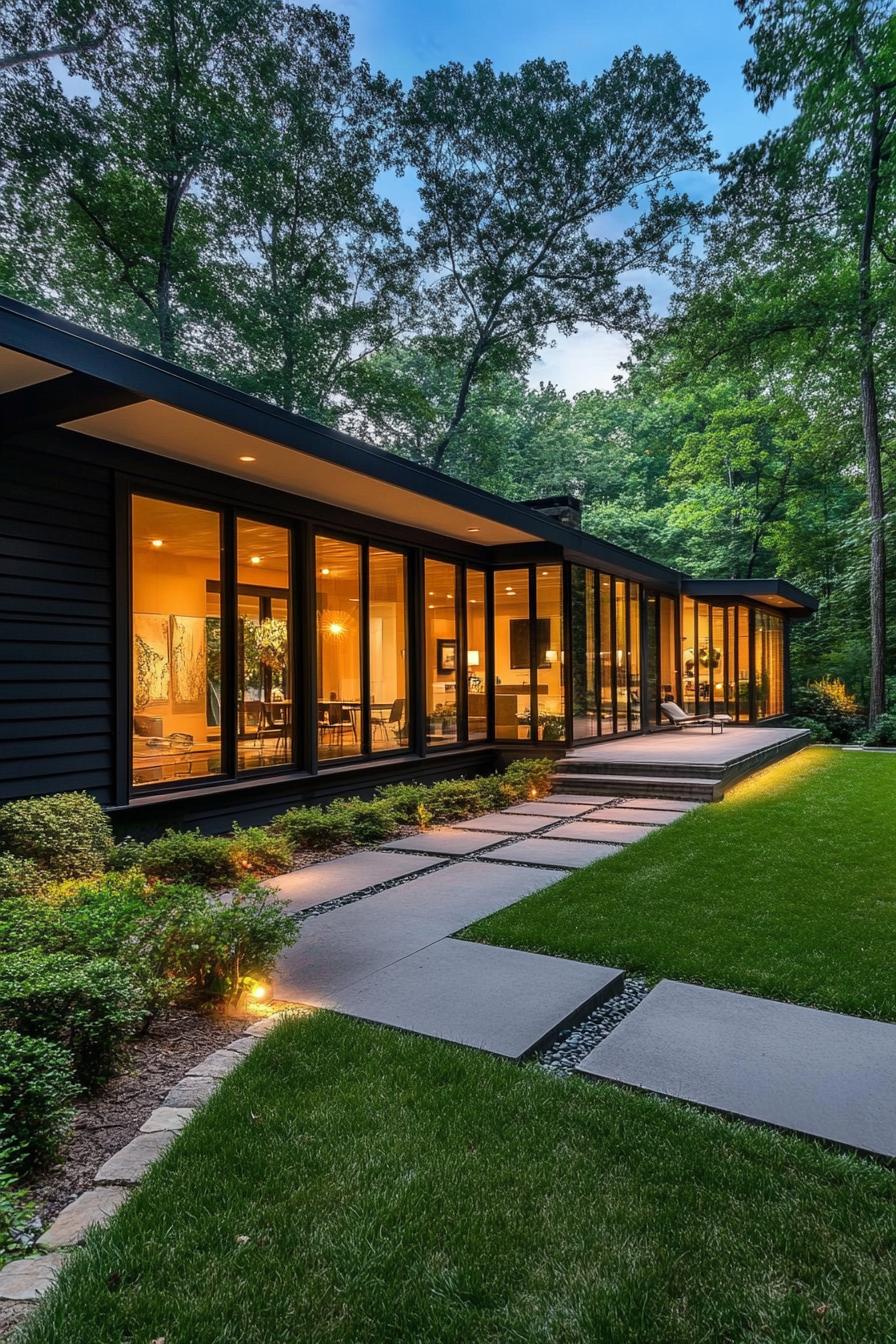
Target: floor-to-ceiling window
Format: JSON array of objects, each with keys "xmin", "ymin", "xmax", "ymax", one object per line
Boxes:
[
  {"xmin": 738, "ymin": 605, "xmax": 751, "ymax": 719},
  {"xmin": 425, "ymin": 558, "xmax": 459, "ymax": 745},
  {"xmin": 628, "ymin": 582, "xmax": 641, "ymax": 729},
  {"xmin": 599, "ymin": 574, "xmax": 614, "ymax": 732},
  {"xmin": 316, "ymin": 536, "xmax": 362, "ymax": 759},
  {"xmin": 659, "ymin": 595, "xmax": 677, "ymax": 707},
  {"xmin": 237, "ymin": 518, "xmax": 292, "ymax": 772},
  {"xmin": 755, "ymin": 610, "xmax": 784, "ymax": 719},
  {"xmin": 369, "ymin": 547, "xmax": 408, "ymax": 751},
  {"xmin": 466, "ymin": 568, "xmax": 487, "ymax": 740},
  {"xmin": 493, "ymin": 569, "xmax": 531, "ymax": 740},
  {"xmin": 536, "ymin": 566, "xmax": 564, "ymax": 741},
  {"xmin": 571, "ymin": 566, "xmax": 597, "ymax": 739},
  {"xmin": 710, "ymin": 606, "xmax": 726, "ymax": 716},
  {"xmin": 131, "ymin": 496, "xmax": 223, "ymax": 789}
]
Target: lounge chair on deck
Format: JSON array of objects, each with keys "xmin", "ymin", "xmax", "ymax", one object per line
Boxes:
[{"xmin": 660, "ymin": 700, "xmax": 733, "ymax": 734}]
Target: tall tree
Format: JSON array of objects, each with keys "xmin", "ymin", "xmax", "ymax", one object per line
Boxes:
[
  {"xmin": 402, "ymin": 52, "xmax": 714, "ymax": 468},
  {"xmin": 701, "ymin": 0, "xmax": 896, "ymax": 723}
]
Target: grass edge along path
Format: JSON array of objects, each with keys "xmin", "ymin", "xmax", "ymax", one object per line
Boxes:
[
  {"xmin": 19, "ymin": 1012, "xmax": 896, "ymax": 1344},
  {"xmin": 466, "ymin": 749, "xmax": 896, "ymax": 1022}
]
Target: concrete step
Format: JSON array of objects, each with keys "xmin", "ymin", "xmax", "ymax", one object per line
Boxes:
[
  {"xmin": 557, "ymin": 757, "xmax": 726, "ymax": 780},
  {"xmin": 551, "ymin": 771, "xmax": 719, "ymax": 802}
]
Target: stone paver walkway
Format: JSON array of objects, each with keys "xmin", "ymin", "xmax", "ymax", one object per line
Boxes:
[
  {"xmin": 576, "ymin": 979, "xmax": 896, "ymax": 1159},
  {"xmin": 271, "ymin": 851, "xmax": 442, "ymax": 912}
]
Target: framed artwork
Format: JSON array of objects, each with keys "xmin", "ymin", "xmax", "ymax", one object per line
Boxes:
[
  {"xmin": 170, "ymin": 614, "xmax": 207, "ymax": 712},
  {"xmin": 133, "ymin": 613, "xmax": 170, "ymax": 710},
  {"xmin": 510, "ymin": 617, "xmax": 551, "ymax": 669},
  {"xmin": 436, "ymin": 638, "xmax": 457, "ymax": 674}
]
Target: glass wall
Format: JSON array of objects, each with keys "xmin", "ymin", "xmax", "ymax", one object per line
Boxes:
[
  {"xmin": 466, "ymin": 569, "xmax": 487, "ymax": 740},
  {"xmin": 738, "ymin": 606, "xmax": 751, "ymax": 719},
  {"xmin": 316, "ymin": 536, "xmax": 362, "ymax": 759},
  {"xmin": 493, "ymin": 569, "xmax": 531, "ymax": 740},
  {"xmin": 755, "ymin": 611, "xmax": 784, "ymax": 718},
  {"xmin": 425, "ymin": 558, "xmax": 459, "ymax": 745},
  {"xmin": 369, "ymin": 547, "xmax": 408, "ymax": 751},
  {"xmin": 599, "ymin": 573, "xmax": 614, "ymax": 732},
  {"xmin": 710, "ymin": 606, "xmax": 726, "ymax": 715},
  {"xmin": 628, "ymin": 582, "xmax": 641, "ymax": 729},
  {"xmin": 237, "ymin": 519, "xmax": 292, "ymax": 771},
  {"xmin": 570, "ymin": 566, "xmax": 597, "ymax": 739},
  {"xmin": 535, "ymin": 566, "xmax": 564, "ymax": 741},
  {"xmin": 131, "ymin": 495, "xmax": 222, "ymax": 788},
  {"xmin": 659, "ymin": 595, "xmax": 677, "ymax": 706}
]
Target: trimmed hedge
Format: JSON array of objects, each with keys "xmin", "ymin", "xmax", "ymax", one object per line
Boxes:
[
  {"xmin": 0, "ymin": 951, "xmax": 144, "ymax": 1087},
  {"xmin": 0, "ymin": 1030, "xmax": 77, "ymax": 1171},
  {"xmin": 0, "ymin": 792, "xmax": 113, "ymax": 879}
]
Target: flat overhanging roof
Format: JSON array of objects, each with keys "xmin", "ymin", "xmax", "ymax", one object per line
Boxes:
[{"xmin": 683, "ymin": 577, "xmax": 818, "ymax": 615}]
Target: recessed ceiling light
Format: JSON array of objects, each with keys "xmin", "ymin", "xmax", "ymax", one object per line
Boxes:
[
  {"xmin": 466, "ymin": 527, "xmax": 480, "ymax": 533},
  {"xmin": 446, "ymin": 593, "xmax": 453, "ymax": 599},
  {"xmin": 541, "ymin": 570, "xmax": 549, "ymax": 576},
  {"xmin": 427, "ymin": 603, "xmax": 435, "ymax": 609},
  {"xmin": 320, "ymin": 567, "xmax": 330, "ymax": 576},
  {"xmin": 239, "ymin": 455, "xmax": 256, "ymax": 462},
  {"xmin": 250, "ymin": 555, "xmax": 262, "ymax": 565},
  {"xmin": 151, "ymin": 539, "xmax": 164, "ymax": 548}
]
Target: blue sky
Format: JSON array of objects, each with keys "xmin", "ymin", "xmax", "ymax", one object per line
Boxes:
[{"xmin": 331, "ymin": 0, "xmax": 785, "ymax": 393}]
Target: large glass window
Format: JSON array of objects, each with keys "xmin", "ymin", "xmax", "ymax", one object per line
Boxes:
[
  {"xmin": 628, "ymin": 582, "xmax": 641, "ymax": 729},
  {"xmin": 599, "ymin": 574, "xmax": 614, "ymax": 733},
  {"xmin": 316, "ymin": 536, "xmax": 362, "ymax": 759},
  {"xmin": 131, "ymin": 496, "xmax": 222, "ymax": 789},
  {"xmin": 738, "ymin": 605, "xmax": 751, "ymax": 719},
  {"xmin": 425, "ymin": 559, "xmax": 459, "ymax": 745},
  {"xmin": 614, "ymin": 579, "xmax": 629, "ymax": 729},
  {"xmin": 710, "ymin": 606, "xmax": 726, "ymax": 716},
  {"xmin": 466, "ymin": 569, "xmax": 487, "ymax": 740},
  {"xmin": 681, "ymin": 596, "xmax": 696, "ymax": 714},
  {"xmin": 237, "ymin": 519, "xmax": 292, "ymax": 772},
  {"xmin": 755, "ymin": 611, "xmax": 784, "ymax": 719},
  {"xmin": 659, "ymin": 595, "xmax": 677, "ymax": 709},
  {"xmin": 536, "ymin": 566, "xmax": 565, "ymax": 741},
  {"xmin": 493, "ymin": 569, "xmax": 531, "ymax": 740},
  {"xmin": 571, "ymin": 567, "xmax": 597, "ymax": 739},
  {"xmin": 369, "ymin": 547, "xmax": 408, "ymax": 752}
]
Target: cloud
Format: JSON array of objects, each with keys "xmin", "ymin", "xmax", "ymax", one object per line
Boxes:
[{"xmin": 528, "ymin": 326, "xmax": 631, "ymax": 395}]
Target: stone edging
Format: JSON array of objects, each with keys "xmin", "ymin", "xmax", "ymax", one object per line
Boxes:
[{"xmin": 0, "ymin": 1010, "xmax": 300, "ymax": 1305}]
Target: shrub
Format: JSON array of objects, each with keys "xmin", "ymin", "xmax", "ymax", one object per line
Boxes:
[
  {"xmin": 148, "ymin": 883, "xmax": 295, "ymax": 1002},
  {"xmin": 373, "ymin": 782, "xmax": 429, "ymax": 824},
  {"xmin": 0, "ymin": 951, "xmax": 144, "ymax": 1087},
  {"xmin": 0, "ymin": 855, "xmax": 53, "ymax": 903},
  {"xmin": 107, "ymin": 836, "xmax": 148, "ymax": 873},
  {"xmin": 0, "ymin": 792, "xmax": 113, "ymax": 879},
  {"xmin": 228, "ymin": 826, "xmax": 293, "ymax": 878},
  {"xmin": 792, "ymin": 678, "xmax": 863, "ymax": 743},
  {"xmin": 0, "ymin": 1141, "xmax": 35, "ymax": 1258},
  {"xmin": 495, "ymin": 758, "xmax": 555, "ymax": 804},
  {"xmin": 327, "ymin": 799, "xmax": 399, "ymax": 844},
  {"xmin": 787, "ymin": 716, "xmax": 835, "ymax": 744},
  {"xmin": 863, "ymin": 712, "xmax": 896, "ymax": 747},
  {"xmin": 0, "ymin": 1030, "xmax": 77, "ymax": 1171},
  {"xmin": 425, "ymin": 779, "xmax": 488, "ymax": 823},
  {"xmin": 0, "ymin": 895, "xmax": 56, "ymax": 955},
  {"xmin": 141, "ymin": 829, "xmax": 238, "ymax": 887},
  {"xmin": 273, "ymin": 805, "xmax": 350, "ymax": 851}
]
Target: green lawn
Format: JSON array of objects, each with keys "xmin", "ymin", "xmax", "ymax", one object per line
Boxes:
[
  {"xmin": 467, "ymin": 748, "xmax": 896, "ymax": 1020},
  {"xmin": 21, "ymin": 1012, "xmax": 896, "ymax": 1344}
]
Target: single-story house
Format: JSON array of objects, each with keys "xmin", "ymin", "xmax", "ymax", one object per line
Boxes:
[{"xmin": 0, "ymin": 295, "xmax": 817, "ymax": 829}]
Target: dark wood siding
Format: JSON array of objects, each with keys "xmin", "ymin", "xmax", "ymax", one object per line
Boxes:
[{"xmin": 0, "ymin": 438, "xmax": 115, "ymax": 802}]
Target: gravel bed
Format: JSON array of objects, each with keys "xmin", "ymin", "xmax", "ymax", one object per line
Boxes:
[{"xmin": 536, "ymin": 976, "xmax": 651, "ymax": 1077}]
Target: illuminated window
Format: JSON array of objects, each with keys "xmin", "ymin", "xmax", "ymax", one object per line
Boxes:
[
  {"xmin": 237, "ymin": 519, "xmax": 291, "ymax": 772},
  {"xmin": 571, "ymin": 567, "xmax": 597, "ymax": 739},
  {"xmin": 466, "ymin": 569, "xmax": 487, "ymax": 741},
  {"xmin": 536, "ymin": 566, "xmax": 565, "ymax": 741},
  {"xmin": 369, "ymin": 547, "xmax": 408, "ymax": 752},
  {"xmin": 425, "ymin": 558, "xmax": 458, "ymax": 745},
  {"xmin": 628, "ymin": 582, "xmax": 641, "ymax": 729},
  {"xmin": 599, "ymin": 574, "xmax": 614, "ymax": 733},
  {"xmin": 493, "ymin": 569, "xmax": 531, "ymax": 740},
  {"xmin": 131, "ymin": 496, "xmax": 222, "ymax": 789},
  {"xmin": 316, "ymin": 536, "xmax": 361, "ymax": 759}
]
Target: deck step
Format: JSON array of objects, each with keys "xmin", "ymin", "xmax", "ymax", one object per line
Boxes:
[
  {"xmin": 551, "ymin": 771, "xmax": 719, "ymax": 802},
  {"xmin": 556, "ymin": 757, "xmax": 725, "ymax": 780}
]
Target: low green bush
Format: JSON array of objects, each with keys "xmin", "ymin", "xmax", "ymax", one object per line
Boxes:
[
  {"xmin": 0, "ymin": 1030, "xmax": 77, "ymax": 1171},
  {"xmin": 273, "ymin": 805, "xmax": 350, "ymax": 851},
  {"xmin": 862, "ymin": 712, "xmax": 896, "ymax": 747},
  {"xmin": 0, "ymin": 951, "xmax": 144, "ymax": 1087},
  {"xmin": 107, "ymin": 836, "xmax": 148, "ymax": 873},
  {"xmin": 148, "ymin": 883, "xmax": 295, "ymax": 1002},
  {"xmin": 0, "ymin": 1140, "xmax": 35, "ymax": 1259},
  {"xmin": 0, "ymin": 855, "xmax": 54, "ymax": 903},
  {"xmin": 372, "ymin": 782, "xmax": 429, "ymax": 824},
  {"xmin": 787, "ymin": 716, "xmax": 835, "ymax": 744},
  {"xmin": 425, "ymin": 778, "xmax": 488, "ymax": 822},
  {"xmin": 228, "ymin": 826, "xmax": 293, "ymax": 877},
  {"xmin": 791, "ymin": 678, "xmax": 863, "ymax": 743},
  {"xmin": 0, "ymin": 791, "xmax": 113, "ymax": 879},
  {"xmin": 499, "ymin": 758, "xmax": 554, "ymax": 802},
  {"xmin": 141, "ymin": 829, "xmax": 239, "ymax": 888},
  {"xmin": 327, "ymin": 799, "xmax": 399, "ymax": 844}
]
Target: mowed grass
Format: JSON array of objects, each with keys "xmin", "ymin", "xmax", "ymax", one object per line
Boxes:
[
  {"xmin": 21, "ymin": 1011, "xmax": 896, "ymax": 1344},
  {"xmin": 467, "ymin": 749, "xmax": 896, "ymax": 1020}
]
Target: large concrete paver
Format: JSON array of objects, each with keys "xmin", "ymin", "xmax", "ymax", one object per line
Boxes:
[
  {"xmin": 506, "ymin": 800, "xmax": 598, "ymax": 817},
  {"xmin": 266, "ymin": 851, "xmax": 442, "ymax": 912},
  {"xmin": 452, "ymin": 811, "xmax": 555, "ymax": 834},
  {"xmin": 331, "ymin": 938, "xmax": 624, "ymax": 1059},
  {"xmin": 272, "ymin": 862, "xmax": 561, "ymax": 1006},
  {"xmin": 381, "ymin": 828, "xmax": 506, "ymax": 856},
  {"xmin": 605, "ymin": 807, "xmax": 686, "ymax": 826},
  {"xmin": 610, "ymin": 797, "xmax": 702, "ymax": 812},
  {"xmin": 483, "ymin": 837, "xmax": 622, "ymax": 869},
  {"xmin": 549, "ymin": 793, "xmax": 616, "ymax": 805},
  {"xmin": 548, "ymin": 820, "xmax": 658, "ymax": 845},
  {"xmin": 576, "ymin": 979, "xmax": 896, "ymax": 1158}
]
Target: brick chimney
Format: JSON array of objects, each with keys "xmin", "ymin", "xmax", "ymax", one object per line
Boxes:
[{"xmin": 522, "ymin": 495, "xmax": 582, "ymax": 530}]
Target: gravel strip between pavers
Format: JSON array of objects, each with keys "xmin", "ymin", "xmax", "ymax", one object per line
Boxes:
[{"xmin": 536, "ymin": 976, "xmax": 651, "ymax": 1076}]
